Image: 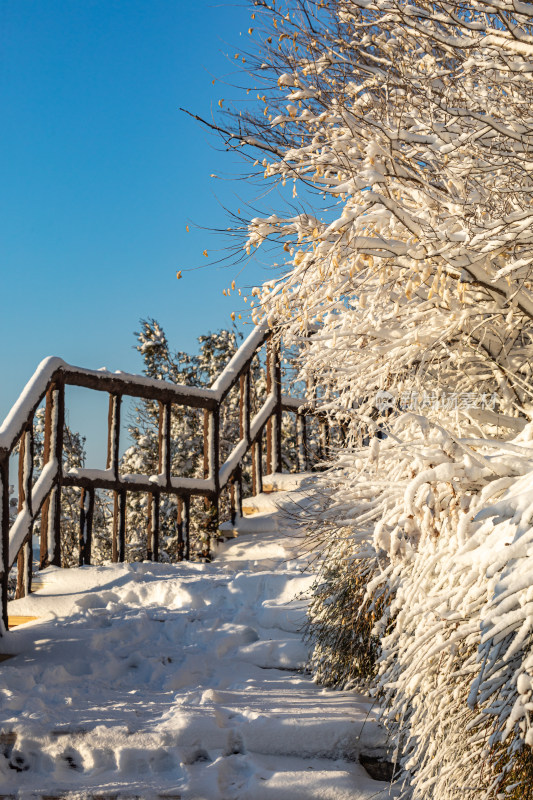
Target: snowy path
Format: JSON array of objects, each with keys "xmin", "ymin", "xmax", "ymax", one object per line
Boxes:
[{"xmin": 0, "ymin": 482, "xmax": 394, "ymax": 799}]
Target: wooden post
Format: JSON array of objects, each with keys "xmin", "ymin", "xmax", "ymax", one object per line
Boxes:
[
  {"xmin": 107, "ymin": 393, "xmax": 121, "ymax": 478},
  {"xmin": 296, "ymin": 412, "xmax": 307, "ymax": 472},
  {"xmin": 16, "ymin": 534, "xmax": 32, "ymax": 599},
  {"xmin": 146, "ymin": 493, "xmax": 153, "ymax": 562},
  {"xmin": 19, "ymin": 536, "xmax": 32, "ymax": 599},
  {"xmin": 230, "ymin": 477, "xmax": 236, "ymax": 527},
  {"xmin": 0, "ymin": 454, "xmax": 9, "ymax": 632},
  {"xmin": 203, "ymin": 408, "xmax": 220, "ymax": 561},
  {"xmin": 20, "ymin": 426, "xmax": 34, "ymax": 517},
  {"xmin": 40, "ymin": 383, "xmax": 64, "ymax": 569},
  {"xmin": 235, "ymin": 465, "xmax": 243, "ymax": 519},
  {"xmin": 51, "ymin": 383, "xmax": 64, "ymax": 567},
  {"xmin": 152, "ymin": 491, "xmax": 159, "ymax": 562},
  {"xmin": 107, "ymin": 394, "xmax": 122, "ymax": 564},
  {"xmin": 40, "ymin": 388, "xmax": 52, "ymax": 570},
  {"xmin": 114, "ymin": 489, "xmax": 126, "ymax": 563},
  {"xmin": 79, "ymin": 488, "xmax": 87, "ymax": 567},
  {"xmin": 79, "ymin": 487, "xmax": 94, "ymax": 566},
  {"xmin": 230, "ymin": 465, "xmax": 243, "ymax": 526},
  {"xmin": 181, "ymin": 495, "xmax": 191, "ymax": 561},
  {"xmin": 86, "ymin": 488, "xmax": 94, "ymax": 566},
  {"xmin": 47, "ymin": 484, "xmax": 61, "ymax": 567},
  {"xmin": 111, "ymin": 488, "xmax": 126, "ymax": 563},
  {"xmin": 272, "ymin": 342, "xmax": 283, "ymax": 474},
  {"xmin": 267, "ymin": 338, "xmax": 282, "ymax": 475},
  {"xmin": 158, "ymin": 402, "xmax": 171, "ymax": 488},
  {"xmin": 112, "ymin": 492, "xmax": 119, "ymax": 563},
  {"xmin": 252, "ymin": 431, "xmax": 263, "ymax": 496},
  {"xmin": 239, "ymin": 371, "xmax": 251, "ymax": 507},
  {"xmin": 177, "ymin": 497, "xmax": 184, "ymax": 562},
  {"xmin": 239, "ymin": 371, "xmax": 251, "ymax": 446},
  {"xmin": 147, "ymin": 492, "xmax": 159, "ymax": 562},
  {"xmin": 16, "ymin": 426, "xmax": 34, "ymax": 599}
]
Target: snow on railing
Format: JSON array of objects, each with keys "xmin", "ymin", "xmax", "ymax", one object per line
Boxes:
[
  {"xmin": 210, "ymin": 322, "xmax": 269, "ymax": 399},
  {"xmin": 0, "ymin": 357, "xmax": 65, "ymax": 453},
  {"xmin": 0, "ymin": 324, "xmax": 314, "ymax": 633}
]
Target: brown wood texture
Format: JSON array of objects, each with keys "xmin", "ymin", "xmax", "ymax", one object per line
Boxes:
[
  {"xmin": 147, "ymin": 492, "xmax": 160, "ymax": 562},
  {"xmin": 40, "ymin": 386, "xmax": 54, "ymax": 570},
  {"xmin": 269, "ymin": 340, "xmax": 283, "ymax": 474},
  {"xmin": 158, "ymin": 402, "xmax": 172, "ymax": 489},
  {"xmin": 297, "ymin": 413, "xmax": 307, "ymax": 472},
  {"xmin": 252, "ymin": 434, "xmax": 263, "ymax": 496},
  {"xmin": 0, "ymin": 455, "xmax": 10, "ymax": 630},
  {"xmin": 106, "ymin": 394, "xmax": 121, "ymax": 477},
  {"xmin": 79, "ymin": 488, "xmax": 94, "ymax": 566},
  {"xmin": 15, "ymin": 427, "xmax": 33, "ymax": 600}
]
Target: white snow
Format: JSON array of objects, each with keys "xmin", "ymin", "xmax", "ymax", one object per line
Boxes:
[
  {"xmin": 0, "ymin": 486, "xmax": 394, "ymax": 799},
  {"xmin": 260, "ymin": 472, "xmax": 316, "ymax": 493}
]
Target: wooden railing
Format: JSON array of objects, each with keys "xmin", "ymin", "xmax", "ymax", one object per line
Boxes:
[{"xmin": 0, "ymin": 323, "xmax": 314, "ymax": 633}]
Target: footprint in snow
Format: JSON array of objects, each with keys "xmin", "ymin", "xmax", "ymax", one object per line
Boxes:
[
  {"xmin": 223, "ymin": 729, "xmax": 246, "ymax": 756},
  {"xmin": 181, "ymin": 745, "xmax": 212, "ymax": 764},
  {"xmin": 216, "ymin": 753, "xmax": 254, "ymax": 800}
]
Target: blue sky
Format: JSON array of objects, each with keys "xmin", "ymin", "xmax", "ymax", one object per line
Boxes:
[{"xmin": 0, "ymin": 0, "xmax": 273, "ymax": 462}]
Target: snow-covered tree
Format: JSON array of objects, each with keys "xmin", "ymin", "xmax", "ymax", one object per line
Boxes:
[{"xmin": 195, "ymin": 1, "xmax": 533, "ymax": 795}]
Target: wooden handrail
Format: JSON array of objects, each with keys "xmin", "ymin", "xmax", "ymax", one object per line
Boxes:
[{"xmin": 0, "ymin": 323, "xmax": 312, "ymax": 632}]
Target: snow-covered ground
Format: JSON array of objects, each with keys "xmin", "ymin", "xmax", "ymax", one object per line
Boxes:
[{"xmin": 0, "ymin": 481, "xmax": 394, "ymax": 799}]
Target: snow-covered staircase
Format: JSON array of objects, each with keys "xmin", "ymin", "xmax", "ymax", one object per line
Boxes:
[
  {"xmin": 218, "ymin": 472, "xmax": 315, "ymax": 538},
  {"xmin": 0, "ymin": 476, "xmax": 394, "ymax": 800}
]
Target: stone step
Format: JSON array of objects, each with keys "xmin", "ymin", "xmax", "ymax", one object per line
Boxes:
[
  {"xmin": 261, "ymin": 471, "xmax": 315, "ymax": 493},
  {"xmin": 219, "ymin": 511, "xmax": 281, "ymax": 537},
  {"xmin": 31, "ymin": 579, "xmax": 49, "ymax": 590},
  {"xmin": 241, "ymin": 491, "xmax": 283, "ymax": 517},
  {"xmin": 7, "ymin": 615, "xmax": 39, "ymax": 629},
  {"xmin": 0, "ymin": 795, "xmax": 181, "ymax": 800}
]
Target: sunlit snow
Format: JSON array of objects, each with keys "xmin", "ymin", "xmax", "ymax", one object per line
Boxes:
[{"xmin": 0, "ymin": 481, "xmax": 394, "ymax": 799}]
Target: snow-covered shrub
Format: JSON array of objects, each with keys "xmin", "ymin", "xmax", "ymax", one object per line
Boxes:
[
  {"xmin": 300, "ymin": 414, "xmax": 533, "ymax": 797},
  {"xmin": 306, "ymin": 553, "xmax": 383, "ymax": 688}
]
